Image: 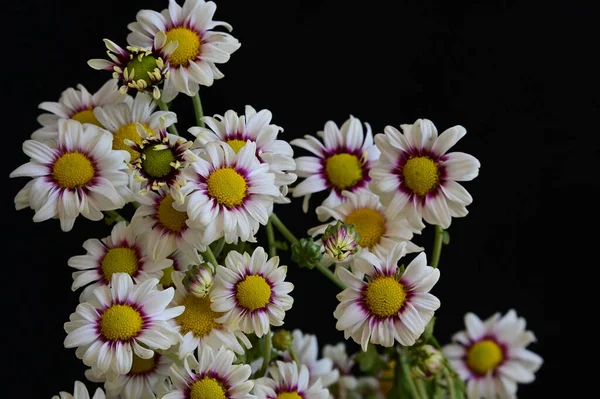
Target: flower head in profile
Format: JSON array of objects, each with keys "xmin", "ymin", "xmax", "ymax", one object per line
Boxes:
[
  {"xmin": 291, "ymin": 115, "xmax": 380, "ymax": 217},
  {"xmin": 64, "ymin": 273, "xmax": 184, "ymax": 375},
  {"xmin": 127, "ymin": 0, "xmax": 241, "ymax": 102},
  {"xmin": 370, "ymin": 118, "xmax": 480, "ymax": 230},
  {"xmin": 254, "ymin": 361, "xmax": 329, "ymax": 399},
  {"xmin": 443, "ymin": 310, "xmax": 543, "ymax": 399},
  {"xmin": 334, "ymin": 242, "xmax": 441, "ymax": 351},
  {"xmin": 52, "ymin": 381, "xmax": 105, "ymax": 399},
  {"xmin": 10, "ymin": 119, "xmax": 131, "ymax": 231}
]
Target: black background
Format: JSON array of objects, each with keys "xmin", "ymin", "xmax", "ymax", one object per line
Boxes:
[{"xmin": 5, "ymin": 0, "xmax": 589, "ymax": 397}]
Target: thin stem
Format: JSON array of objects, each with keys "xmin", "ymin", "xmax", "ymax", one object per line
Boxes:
[
  {"xmin": 269, "ymin": 213, "xmax": 299, "ymax": 244},
  {"xmin": 316, "ymin": 262, "xmax": 346, "ymax": 290},
  {"xmin": 202, "ymin": 246, "xmax": 219, "ymax": 268},
  {"xmin": 212, "ymin": 237, "xmax": 225, "ymax": 259},
  {"xmin": 444, "ymin": 368, "xmax": 457, "ymax": 399},
  {"xmin": 155, "ymin": 97, "xmax": 179, "ymax": 136},
  {"xmin": 430, "ymin": 225, "xmax": 444, "ymax": 268},
  {"xmin": 192, "ymin": 92, "xmax": 205, "ymax": 127},
  {"xmin": 289, "ymin": 348, "xmax": 300, "ymax": 365},
  {"xmin": 258, "ymin": 333, "xmax": 272, "ymax": 377},
  {"xmin": 103, "ymin": 210, "xmax": 126, "ymax": 223},
  {"xmin": 416, "ymin": 379, "xmax": 427, "ymax": 399},
  {"xmin": 266, "ymin": 220, "xmax": 277, "ymax": 258},
  {"xmin": 400, "ymin": 353, "xmax": 422, "ymax": 399}
]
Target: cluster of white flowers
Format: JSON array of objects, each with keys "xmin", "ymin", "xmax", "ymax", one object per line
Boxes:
[{"xmin": 11, "ymin": 1, "xmax": 542, "ymax": 399}]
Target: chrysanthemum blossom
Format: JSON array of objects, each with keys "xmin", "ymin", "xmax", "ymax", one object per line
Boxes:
[
  {"xmin": 323, "ymin": 343, "xmax": 380, "ymax": 399},
  {"xmin": 10, "ymin": 119, "xmax": 131, "ymax": 232},
  {"xmin": 181, "ymin": 141, "xmax": 281, "ymax": 244},
  {"xmin": 163, "ymin": 346, "xmax": 255, "ymax": 399},
  {"xmin": 443, "ymin": 310, "xmax": 543, "ymax": 399},
  {"xmin": 291, "ymin": 115, "xmax": 380, "ymax": 217},
  {"xmin": 308, "ymin": 189, "xmax": 423, "ymax": 265},
  {"xmin": 189, "ymin": 105, "xmax": 297, "ymax": 201},
  {"xmin": 333, "ymin": 242, "xmax": 441, "ymax": 351},
  {"xmin": 32, "ymin": 79, "xmax": 128, "ymax": 143},
  {"xmin": 64, "ymin": 273, "xmax": 184, "ymax": 375},
  {"xmin": 370, "ymin": 118, "xmax": 480, "ymax": 230},
  {"xmin": 68, "ymin": 220, "xmax": 172, "ymax": 301},
  {"xmin": 127, "ymin": 0, "xmax": 241, "ymax": 102},
  {"xmin": 254, "ymin": 361, "xmax": 329, "ymax": 399},
  {"xmin": 131, "ymin": 188, "xmax": 206, "ymax": 262},
  {"xmin": 52, "ymin": 381, "xmax": 105, "ymax": 399},
  {"xmin": 211, "ymin": 247, "xmax": 294, "ymax": 337},
  {"xmin": 168, "ymin": 270, "xmax": 251, "ymax": 359}
]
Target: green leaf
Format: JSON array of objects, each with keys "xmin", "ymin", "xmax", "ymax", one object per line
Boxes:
[
  {"xmin": 423, "ymin": 317, "xmax": 436, "ymax": 340},
  {"xmin": 442, "ymin": 230, "xmax": 451, "ymax": 245},
  {"xmin": 355, "ymin": 343, "xmax": 388, "ymax": 376}
]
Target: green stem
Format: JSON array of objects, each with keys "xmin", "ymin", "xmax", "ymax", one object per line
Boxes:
[
  {"xmin": 316, "ymin": 262, "xmax": 346, "ymax": 290},
  {"xmin": 430, "ymin": 225, "xmax": 444, "ymax": 268},
  {"xmin": 400, "ymin": 353, "xmax": 422, "ymax": 399},
  {"xmin": 266, "ymin": 220, "xmax": 277, "ymax": 258},
  {"xmin": 192, "ymin": 92, "xmax": 205, "ymax": 127},
  {"xmin": 444, "ymin": 368, "xmax": 457, "ymax": 399},
  {"xmin": 269, "ymin": 213, "xmax": 298, "ymax": 244},
  {"xmin": 155, "ymin": 98, "xmax": 179, "ymax": 136},
  {"xmin": 416, "ymin": 379, "xmax": 427, "ymax": 399},
  {"xmin": 202, "ymin": 246, "xmax": 219, "ymax": 268},
  {"xmin": 258, "ymin": 333, "xmax": 272, "ymax": 376},
  {"xmin": 289, "ymin": 348, "xmax": 300, "ymax": 365},
  {"xmin": 211, "ymin": 237, "xmax": 225, "ymax": 259},
  {"xmin": 103, "ymin": 210, "xmax": 126, "ymax": 224}
]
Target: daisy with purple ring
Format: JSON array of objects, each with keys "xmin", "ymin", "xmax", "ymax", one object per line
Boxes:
[{"xmin": 253, "ymin": 360, "xmax": 329, "ymax": 399}]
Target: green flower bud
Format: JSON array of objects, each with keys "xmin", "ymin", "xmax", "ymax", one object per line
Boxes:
[
  {"xmin": 291, "ymin": 238, "xmax": 322, "ymax": 269},
  {"xmin": 272, "ymin": 329, "xmax": 293, "ymax": 351}
]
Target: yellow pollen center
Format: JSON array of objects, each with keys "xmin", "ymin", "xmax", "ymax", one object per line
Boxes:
[
  {"xmin": 165, "ymin": 27, "xmax": 201, "ymax": 67},
  {"xmin": 101, "ymin": 247, "xmax": 139, "ymax": 282},
  {"xmin": 141, "ymin": 144, "xmax": 175, "ymax": 178},
  {"xmin": 235, "ymin": 275, "xmax": 272, "ymax": 311},
  {"xmin": 402, "ymin": 156, "xmax": 440, "ymax": 196},
  {"xmin": 52, "ymin": 152, "xmax": 95, "ymax": 188},
  {"xmin": 226, "ymin": 139, "xmax": 248, "ymax": 154},
  {"xmin": 344, "ymin": 208, "xmax": 386, "ymax": 248},
  {"xmin": 190, "ymin": 377, "xmax": 226, "ymax": 399},
  {"xmin": 467, "ymin": 340, "xmax": 504, "ymax": 375},
  {"xmin": 277, "ymin": 393, "xmax": 302, "ymax": 399},
  {"xmin": 159, "ymin": 265, "xmax": 175, "ymax": 287},
  {"xmin": 71, "ymin": 108, "xmax": 103, "ymax": 127},
  {"xmin": 175, "ymin": 295, "xmax": 221, "ymax": 337},
  {"xmin": 207, "ymin": 167, "xmax": 248, "ymax": 208},
  {"xmin": 364, "ymin": 277, "xmax": 406, "ymax": 318},
  {"xmin": 325, "ymin": 153, "xmax": 363, "ymax": 190},
  {"xmin": 100, "ymin": 304, "xmax": 143, "ymax": 341},
  {"xmin": 113, "ymin": 123, "xmax": 154, "ymax": 161},
  {"xmin": 157, "ymin": 194, "xmax": 188, "ymax": 232},
  {"xmin": 129, "ymin": 353, "xmax": 156, "ymax": 375}
]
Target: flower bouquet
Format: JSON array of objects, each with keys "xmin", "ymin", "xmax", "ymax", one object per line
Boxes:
[{"xmin": 9, "ymin": 1, "xmax": 543, "ymax": 398}]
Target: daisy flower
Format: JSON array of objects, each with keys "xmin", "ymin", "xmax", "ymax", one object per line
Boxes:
[
  {"xmin": 308, "ymin": 189, "xmax": 423, "ymax": 264},
  {"xmin": 10, "ymin": 119, "xmax": 131, "ymax": 232},
  {"xmin": 291, "ymin": 115, "xmax": 380, "ymax": 218},
  {"xmin": 254, "ymin": 360, "xmax": 329, "ymax": 399},
  {"xmin": 63, "ymin": 273, "xmax": 184, "ymax": 375},
  {"xmin": 323, "ymin": 343, "xmax": 382, "ymax": 399},
  {"xmin": 189, "ymin": 105, "xmax": 297, "ymax": 201},
  {"xmin": 163, "ymin": 345, "xmax": 255, "ymax": 399},
  {"xmin": 168, "ymin": 270, "xmax": 251, "ymax": 359},
  {"xmin": 370, "ymin": 118, "xmax": 481, "ymax": 230},
  {"xmin": 127, "ymin": 0, "xmax": 241, "ymax": 102},
  {"xmin": 93, "ymin": 91, "xmax": 177, "ymax": 164},
  {"xmin": 211, "ymin": 247, "xmax": 294, "ymax": 337},
  {"xmin": 333, "ymin": 242, "xmax": 441, "ymax": 351},
  {"xmin": 52, "ymin": 381, "xmax": 105, "ymax": 399},
  {"xmin": 88, "ymin": 36, "xmax": 176, "ymax": 100},
  {"xmin": 180, "ymin": 141, "xmax": 281, "ymax": 244},
  {"xmin": 131, "ymin": 188, "xmax": 206, "ymax": 262},
  {"xmin": 442, "ymin": 310, "xmax": 543, "ymax": 399},
  {"xmin": 32, "ymin": 79, "xmax": 128, "ymax": 143},
  {"xmin": 68, "ymin": 220, "xmax": 172, "ymax": 301}
]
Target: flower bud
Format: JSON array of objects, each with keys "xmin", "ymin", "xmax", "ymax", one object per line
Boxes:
[
  {"xmin": 291, "ymin": 238, "xmax": 322, "ymax": 269},
  {"xmin": 322, "ymin": 220, "xmax": 360, "ymax": 261},
  {"xmin": 272, "ymin": 329, "xmax": 293, "ymax": 351},
  {"xmin": 182, "ymin": 263, "xmax": 214, "ymax": 298},
  {"xmin": 411, "ymin": 344, "xmax": 444, "ymax": 379}
]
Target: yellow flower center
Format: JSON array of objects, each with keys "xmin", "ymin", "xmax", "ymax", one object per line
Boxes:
[
  {"xmin": 325, "ymin": 153, "xmax": 363, "ymax": 190},
  {"xmin": 165, "ymin": 27, "xmax": 201, "ymax": 67},
  {"xmin": 157, "ymin": 194, "xmax": 188, "ymax": 232},
  {"xmin": 100, "ymin": 304, "xmax": 143, "ymax": 341},
  {"xmin": 129, "ymin": 353, "xmax": 156, "ymax": 375},
  {"xmin": 52, "ymin": 152, "xmax": 95, "ymax": 188},
  {"xmin": 113, "ymin": 123, "xmax": 154, "ymax": 161},
  {"xmin": 364, "ymin": 277, "xmax": 406, "ymax": 318},
  {"xmin": 277, "ymin": 393, "xmax": 303, "ymax": 399},
  {"xmin": 159, "ymin": 265, "xmax": 175, "ymax": 287},
  {"xmin": 141, "ymin": 144, "xmax": 175, "ymax": 178},
  {"xmin": 344, "ymin": 208, "xmax": 386, "ymax": 248},
  {"xmin": 101, "ymin": 247, "xmax": 139, "ymax": 282},
  {"xmin": 226, "ymin": 139, "xmax": 248, "ymax": 154},
  {"xmin": 402, "ymin": 156, "xmax": 440, "ymax": 196},
  {"xmin": 176, "ymin": 295, "xmax": 221, "ymax": 338},
  {"xmin": 71, "ymin": 108, "xmax": 103, "ymax": 127},
  {"xmin": 190, "ymin": 377, "xmax": 226, "ymax": 399},
  {"xmin": 467, "ymin": 339, "xmax": 504, "ymax": 375},
  {"xmin": 207, "ymin": 167, "xmax": 248, "ymax": 208},
  {"xmin": 235, "ymin": 275, "xmax": 272, "ymax": 311}
]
